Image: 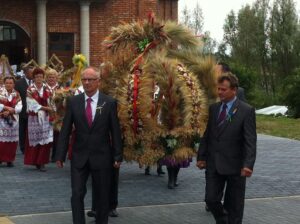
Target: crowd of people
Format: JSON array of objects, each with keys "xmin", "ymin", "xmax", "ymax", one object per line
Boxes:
[
  {"xmin": 0, "ymin": 65, "xmax": 59, "ymax": 170},
  {"xmin": 0, "ymin": 62, "xmax": 256, "ymax": 224}
]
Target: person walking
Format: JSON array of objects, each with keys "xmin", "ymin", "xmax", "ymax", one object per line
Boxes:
[
  {"xmin": 197, "ymin": 73, "xmax": 256, "ymax": 224},
  {"xmin": 14, "ymin": 64, "xmax": 33, "ymax": 154},
  {"xmin": 0, "ymin": 76, "xmax": 22, "ymax": 167},
  {"xmin": 24, "ymin": 68, "xmax": 53, "ymax": 171},
  {"xmin": 45, "ymin": 68, "xmax": 62, "ymax": 162},
  {"xmin": 56, "ymin": 67, "xmax": 123, "ymax": 224}
]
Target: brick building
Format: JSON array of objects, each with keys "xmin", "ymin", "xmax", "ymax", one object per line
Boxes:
[{"xmin": 0, "ymin": 0, "xmax": 178, "ymax": 68}]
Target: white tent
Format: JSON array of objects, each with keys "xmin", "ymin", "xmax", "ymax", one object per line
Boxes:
[{"xmin": 256, "ymin": 105, "xmax": 288, "ymax": 115}]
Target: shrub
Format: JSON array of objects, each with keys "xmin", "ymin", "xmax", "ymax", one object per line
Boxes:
[
  {"xmin": 283, "ymin": 70, "xmax": 300, "ymax": 118},
  {"xmin": 229, "ymin": 63, "xmax": 258, "ymax": 104}
]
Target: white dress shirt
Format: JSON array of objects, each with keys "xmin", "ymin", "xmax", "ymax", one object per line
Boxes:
[{"xmin": 84, "ymin": 90, "xmax": 99, "ymax": 121}]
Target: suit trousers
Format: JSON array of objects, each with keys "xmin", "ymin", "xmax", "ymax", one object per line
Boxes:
[
  {"xmin": 71, "ymin": 161, "xmax": 111, "ymax": 224},
  {"xmin": 205, "ymin": 169, "xmax": 246, "ymax": 224},
  {"xmin": 51, "ymin": 131, "xmax": 60, "ymax": 161},
  {"xmin": 18, "ymin": 117, "xmax": 27, "ymax": 154},
  {"xmin": 91, "ymin": 167, "xmax": 119, "ymax": 211}
]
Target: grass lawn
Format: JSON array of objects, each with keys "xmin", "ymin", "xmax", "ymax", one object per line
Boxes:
[{"xmin": 256, "ymin": 115, "xmax": 300, "ymax": 140}]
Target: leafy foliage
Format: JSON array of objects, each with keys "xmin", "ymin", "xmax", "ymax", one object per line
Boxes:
[
  {"xmin": 283, "ymin": 70, "xmax": 300, "ymax": 118},
  {"xmin": 230, "ymin": 63, "xmax": 258, "ymax": 104},
  {"xmin": 218, "ymin": 0, "xmax": 300, "ymax": 112}
]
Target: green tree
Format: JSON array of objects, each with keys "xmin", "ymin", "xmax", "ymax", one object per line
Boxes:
[
  {"xmin": 284, "ymin": 70, "xmax": 300, "ymax": 118},
  {"xmin": 222, "ymin": 10, "xmax": 237, "ymax": 54},
  {"xmin": 192, "ymin": 2, "xmax": 204, "ymax": 35},
  {"xmin": 202, "ymin": 31, "xmax": 217, "ymax": 54},
  {"xmin": 269, "ymin": 0, "xmax": 299, "ymax": 89},
  {"xmin": 235, "ymin": 5, "xmax": 258, "ymax": 68},
  {"xmin": 253, "ymin": 0, "xmax": 271, "ymax": 94},
  {"xmin": 181, "ymin": 5, "xmax": 193, "ymax": 29}
]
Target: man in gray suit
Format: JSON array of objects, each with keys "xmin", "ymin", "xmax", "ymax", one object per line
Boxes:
[
  {"xmin": 197, "ymin": 73, "xmax": 256, "ymax": 224},
  {"xmin": 56, "ymin": 67, "xmax": 123, "ymax": 224}
]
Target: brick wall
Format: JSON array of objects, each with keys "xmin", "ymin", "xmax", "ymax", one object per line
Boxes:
[
  {"xmin": 47, "ymin": 1, "xmax": 80, "ymax": 54},
  {"xmin": 158, "ymin": 0, "xmax": 178, "ymax": 21},
  {"xmin": 0, "ymin": 0, "xmax": 178, "ymax": 67}
]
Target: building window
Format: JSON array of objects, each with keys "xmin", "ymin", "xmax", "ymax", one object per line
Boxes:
[
  {"xmin": 0, "ymin": 25, "xmax": 17, "ymax": 41},
  {"xmin": 48, "ymin": 32, "xmax": 74, "ymax": 68},
  {"xmin": 48, "ymin": 33, "xmax": 74, "ymax": 52}
]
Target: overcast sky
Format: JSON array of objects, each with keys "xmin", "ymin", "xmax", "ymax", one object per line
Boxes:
[{"xmin": 178, "ymin": 0, "xmax": 300, "ymax": 43}]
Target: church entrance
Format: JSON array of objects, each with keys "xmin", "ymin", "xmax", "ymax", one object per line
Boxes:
[{"xmin": 0, "ymin": 21, "xmax": 31, "ymax": 71}]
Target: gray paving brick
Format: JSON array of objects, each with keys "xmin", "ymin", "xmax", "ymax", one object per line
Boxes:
[
  {"xmin": 10, "ymin": 197, "xmax": 300, "ymax": 224},
  {"xmin": 1, "ymin": 134, "xmax": 300, "ymax": 223}
]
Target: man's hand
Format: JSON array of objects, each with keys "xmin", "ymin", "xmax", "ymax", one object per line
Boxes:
[
  {"xmin": 197, "ymin": 160, "xmax": 206, "ymax": 170},
  {"xmin": 56, "ymin": 161, "xmax": 64, "ymax": 168},
  {"xmin": 113, "ymin": 161, "xmax": 121, "ymax": 169},
  {"xmin": 241, "ymin": 167, "xmax": 253, "ymax": 177}
]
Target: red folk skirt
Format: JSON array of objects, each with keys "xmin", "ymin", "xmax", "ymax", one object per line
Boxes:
[
  {"xmin": 0, "ymin": 142, "xmax": 18, "ymax": 162},
  {"xmin": 24, "ymin": 135, "xmax": 52, "ymax": 166}
]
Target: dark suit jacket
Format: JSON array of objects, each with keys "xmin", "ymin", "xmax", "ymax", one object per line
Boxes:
[
  {"xmin": 197, "ymin": 99, "xmax": 256, "ymax": 175},
  {"xmin": 56, "ymin": 92, "xmax": 123, "ymax": 170},
  {"xmin": 15, "ymin": 77, "xmax": 28, "ymax": 118},
  {"xmin": 237, "ymin": 87, "xmax": 246, "ymax": 103}
]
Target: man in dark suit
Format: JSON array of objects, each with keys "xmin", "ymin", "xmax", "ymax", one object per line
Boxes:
[
  {"xmin": 197, "ymin": 73, "xmax": 256, "ymax": 224},
  {"xmin": 56, "ymin": 67, "xmax": 123, "ymax": 224},
  {"xmin": 14, "ymin": 64, "xmax": 33, "ymax": 154}
]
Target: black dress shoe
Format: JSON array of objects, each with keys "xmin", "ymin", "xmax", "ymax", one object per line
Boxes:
[
  {"xmin": 167, "ymin": 184, "xmax": 175, "ymax": 189},
  {"xmin": 109, "ymin": 209, "xmax": 118, "ymax": 217},
  {"xmin": 7, "ymin": 162, "xmax": 14, "ymax": 167},
  {"xmin": 157, "ymin": 167, "xmax": 165, "ymax": 176},
  {"xmin": 86, "ymin": 210, "xmax": 96, "ymax": 218},
  {"xmin": 145, "ymin": 167, "xmax": 151, "ymax": 175},
  {"xmin": 205, "ymin": 204, "xmax": 210, "ymax": 212},
  {"xmin": 39, "ymin": 165, "xmax": 47, "ymax": 172}
]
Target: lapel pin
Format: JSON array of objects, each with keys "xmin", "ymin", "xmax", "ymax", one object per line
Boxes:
[{"xmin": 96, "ymin": 102, "xmax": 106, "ymax": 115}]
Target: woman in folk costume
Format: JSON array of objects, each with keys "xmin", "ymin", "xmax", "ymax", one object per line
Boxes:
[
  {"xmin": 46, "ymin": 68, "xmax": 62, "ymax": 162},
  {"xmin": 0, "ymin": 76, "xmax": 22, "ymax": 167},
  {"xmin": 46, "ymin": 68, "xmax": 60, "ymax": 92},
  {"xmin": 24, "ymin": 68, "xmax": 53, "ymax": 171}
]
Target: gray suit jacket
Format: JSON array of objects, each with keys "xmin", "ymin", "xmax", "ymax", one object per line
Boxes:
[
  {"xmin": 56, "ymin": 92, "xmax": 123, "ymax": 170},
  {"xmin": 197, "ymin": 99, "xmax": 256, "ymax": 175},
  {"xmin": 237, "ymin": 87, "xmax": 246, "ymax": 102}
]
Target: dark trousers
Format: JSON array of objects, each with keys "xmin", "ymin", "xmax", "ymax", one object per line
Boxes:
[
  {"xmin": 51, "ymin": 131, "xmax": 60, "ymax": 161},
  {"xmin": 205, "ymin": 169, "xmax": 246, "ymax": 224},
  {"xmin": 19, "ymin": 117, "xmax": 27, "ymax": 154},
  {"xmin": 92, "ymin": 167, "xmax": 119, "ymax": 211},
  {"xmin": 71, "ymin": 162, "xmax": 111, "ymax": 224}
]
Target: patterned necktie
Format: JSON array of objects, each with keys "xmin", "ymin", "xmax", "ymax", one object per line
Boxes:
[
  {"xmin": 85, "ymin": 97, "xmax": 93, "ymax": 127},
  {"xmin": 217, "ymin": 103, "xmax": 227, "ymax": 125}
]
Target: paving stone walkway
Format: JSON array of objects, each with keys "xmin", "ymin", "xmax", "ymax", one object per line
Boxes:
[{"xmin": 0, "ymin": 134, "xmax": 299, "ymax": 223}]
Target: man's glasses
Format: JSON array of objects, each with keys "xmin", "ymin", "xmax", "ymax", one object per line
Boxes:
[{"xmin": 81, "ymin": 78, "xmax": 98, "ymax": 82}]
